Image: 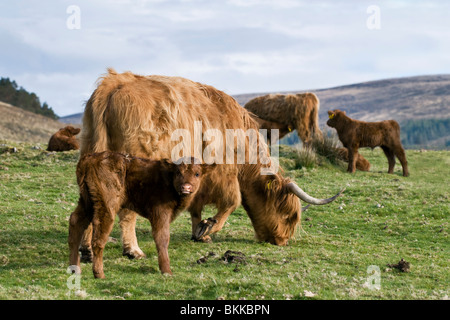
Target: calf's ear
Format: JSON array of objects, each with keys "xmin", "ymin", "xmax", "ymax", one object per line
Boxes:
[
  {"xmin": 160, "ymin": 158, "xmax": 176, "ymax": 172},
  {"xmin": 327, "ymin": 110, "xmax": 335, "ymax": 119}
]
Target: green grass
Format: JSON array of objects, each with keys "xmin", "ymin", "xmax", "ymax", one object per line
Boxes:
[{"xmin": 0, "ymin": 141, "xmax": 448, "ymax": 300}]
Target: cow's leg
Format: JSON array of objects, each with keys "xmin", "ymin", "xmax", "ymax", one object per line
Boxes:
[
  {"xmin": 91, "ymin": 208, "xmax": 116, "ymax": 279},
  {"xmin": 189, "ymin": 201, "xmax": 212, "ymax": 243},
  {"xmin": 193, "ymin": 178, "xmax": 241, "ymax": 240},
  {"xmin": 393, "ymin": 146, "xmax": 409, "ymax": 177},
  {"xmin": 347, "ymin": 147, "xmax": 358, "ymax": 173},
  {"xmin": 381, "ymin": 146, "xmax": 396, "ymax": 174},
  {"xmin": 118, "ymin": 209, "xmax": 146, "ymax": 259},
  {"xmin": 150, "ymin": 212, "xmax": 172, "ymax": 275},
  {"xmin": 79, "ymin": 224, "xmax": 93, "ymax": 263},
  {"xmin": 68, "ymin": 204, "xmax": 92, "ymax": 270}
]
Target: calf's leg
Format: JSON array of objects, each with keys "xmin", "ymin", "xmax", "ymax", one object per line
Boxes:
[
  {"xmin": 381, "ymin": 146, "xmax": 396, "ymax": 174},
  {"xmin": 68, "ymin": 204, "xmax": 92, "ymax": 270},
  {"xmin": 91, "ymin": 208, "xmax": 116, "ymax": 279},
  {"xmin": 393, "ymin": 146, "xmax": 409, "ymax": 177},
  {"xmin": 346, "ymin": 147, "xmax": 358, "ymax": 173},
  {"xmin": 150, "ymin": 212, "xmax": 172, "ymax": 275}
]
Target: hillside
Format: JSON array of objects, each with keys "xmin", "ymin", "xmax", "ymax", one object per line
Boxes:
[
  {"xmin": 0, "ymin": 101, "xmax": 67, "ymax": 144},
  {"xmin": 234, "ymin": 74, "xmax": 450, "ymax": 125},
  {"xmin": 61, "ymin": 74, "xmax": 450, "ymax": 126},
  {"xmin": 23, "ymin": 74, "xmax": 450, "ymax": 149}
]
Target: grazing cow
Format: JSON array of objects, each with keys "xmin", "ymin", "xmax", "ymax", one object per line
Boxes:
[
  {"xmin": 78, "ymin": 69, "xmax": 343, "ymax": 261},
  {"xmin": 327, "ymin": 109, "xmax": 409, "ymax": 176},
  {"xmin": 244, "ymin": 93, "xmax": 323, "ymax": 147},
  {"xmin": 249, "ymin": 114, "xmax": 292, "ymax": 144},
  {"xmin": 47, "ymin": 126, "xmax": 80, "ymax": 151},
  {"xmin": 69, "ymin": 152, "xmax": 213, "ymax": 277}
]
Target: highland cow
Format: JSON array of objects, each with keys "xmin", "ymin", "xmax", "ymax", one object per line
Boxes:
[
  {"xmin": 244, "ymin": 93, "xmax": 323, "ymax": 147},
  {"xmin": 327, "ymin": 109, "xmax": 409, "ymax": 176},
  {"xmin": 47, "ymin": 126, "xmax": 80, "ymax": 151},
  {"xmin": 77, "ymin": 69, "xmax": 343, "ymax": 261},
  {"xmin": 69, "ymin": 152, "xmax": 213, "ymax": 277}
]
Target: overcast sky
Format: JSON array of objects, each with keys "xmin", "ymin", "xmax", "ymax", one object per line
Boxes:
[{"xmin": 1, "ymin": 0, "xmax": 449, "ymax": 116}]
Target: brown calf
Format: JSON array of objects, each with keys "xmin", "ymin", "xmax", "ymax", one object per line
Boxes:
[
  {"xmin": 327, "ymin": 109, "xmax": 409, "ymax": 176},
  {"xmin": 68, "ymin": 152, "xmax": 213, "ymax": 278},
  {"xmin": 47, "ymin": 126, "xmax": 81, "ymax": 151}
]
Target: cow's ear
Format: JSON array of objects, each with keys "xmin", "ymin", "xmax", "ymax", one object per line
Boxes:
[{"xmin": 201, "ymin": 163, "xmax": 216, "ymax": 174}]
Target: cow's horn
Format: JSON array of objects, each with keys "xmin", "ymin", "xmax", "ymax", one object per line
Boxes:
[{"xmin": 287, "ymin": 182, "xmax": 345, "ymax": 205}]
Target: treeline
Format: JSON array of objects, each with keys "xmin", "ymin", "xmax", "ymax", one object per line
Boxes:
[
  {"xmin": 400, "ymin": 118, "xmax": 450, "ymax": 149},
  {"xmin": 0, "ymin": 77, "xmax": 58, "ymax": 119},
  {"xmin": 279, "ymin": 118, "xmax": 450, "ymax": 150}
]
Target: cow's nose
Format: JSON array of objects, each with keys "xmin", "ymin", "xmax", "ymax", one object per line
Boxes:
[{"xmin": 181, "ymin": 184, "xmax": 193, "ymax": 194}]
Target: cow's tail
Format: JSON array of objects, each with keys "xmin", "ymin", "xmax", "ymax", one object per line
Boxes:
[{"xmin": 80, "ymin": 68, "xmax": 126, "ymax": 155}]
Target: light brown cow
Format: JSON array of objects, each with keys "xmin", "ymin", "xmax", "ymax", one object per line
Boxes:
[
  {"xmin": 244, "ymin": 93, "xmax": 323, "ymax": 146},
  {"xmin": 77, "ymin": 69, "xmax": 343, "ymax": 261},
  {"xmin": 47, "ymin": 126, "xmax": 80, "ymax": 151}
]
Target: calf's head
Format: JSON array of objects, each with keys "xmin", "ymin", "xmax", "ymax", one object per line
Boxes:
[
  {"xmin": 326, "ymin": 109, "xmax": 345, "ymax": 128},
  {"xmin": 163, "ymin": 157, "xmax": 215, "ymax": 197},
  {"xmin": 60, "ymin": 126, "xmax": 81, "ymax": 137}
]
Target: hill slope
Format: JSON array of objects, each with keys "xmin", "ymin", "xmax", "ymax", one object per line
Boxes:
[
  {"xmin": 61, "ymin": 74, "xmax": 450, "ymax": 127},
  {"xmin": 234, "ymin": 74, "xmax": 450, "ymax": 125},
  {"xmin": 0, "ymin": 101, "xmax": 66, "ymax": 144}
]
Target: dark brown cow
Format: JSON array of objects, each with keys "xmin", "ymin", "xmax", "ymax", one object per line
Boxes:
[
  {"xmin": 47, "ymin": 126, "xmax": 80, "ymax": 151},
  {"xmin": 244, "ymin": 93, "xmax": 323, "ymax": 147},
  {"xmin": 78, "ymin": 69, "xmax": 343, "ymax": 262},
  {"xmin": 69, "ymin": 152, "xmax": 213, "ymax": 277},
  {"xmin": 336, "ymin": 147, "xmax": 371, "ymax": 172},
  {"xmin": 327, "ymin": 109, "xmax": 409, "ymax": 176}
]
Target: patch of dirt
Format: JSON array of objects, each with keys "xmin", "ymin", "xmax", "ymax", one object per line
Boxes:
[
  {"xmin": 196, "ymin": 251, "xmax": 217, "ymax": 264},
  {"xmin": 197, "ymin": 250, "xmax": 247, "ymax": 272},
  {"xmin": 387, "ymin": 259, "xmax": 411, "ymax": 272}
]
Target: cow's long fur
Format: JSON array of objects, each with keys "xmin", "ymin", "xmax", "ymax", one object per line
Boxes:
[
  {"xmin": 244, "ymin": 93, "xmax": 323, "ymax": 146},
  {"xmin": 78, "ymin": 69, "xmax": 338, "ymax": 257},
  {"xmin": 327, "ymin": 109, "xmax": 409, "ymax": 176}
]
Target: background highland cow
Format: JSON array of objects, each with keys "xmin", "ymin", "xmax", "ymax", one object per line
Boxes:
[
  {"xmin": 244, "ymin": 93, "xmax": 323, "ymax": 147},
  {"xmin": 47, "ymin": 126, "xmax": 80, "ymax": 152}
]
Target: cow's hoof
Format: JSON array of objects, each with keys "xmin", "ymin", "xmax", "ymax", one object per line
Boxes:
[
  {"xmin": 194, "ymin": 218, "xmax": 217, "ymax": 240},
  {"xmin": 80, "ymin": 248, "xmax": 93, "ymax": 263},
  {"xmin": 122, "ymin": 248, "xmax": 146, "ymax": 260},
  {"xmin": 191, "ymin": 235, "xmax": 213, "ymax": 243}
]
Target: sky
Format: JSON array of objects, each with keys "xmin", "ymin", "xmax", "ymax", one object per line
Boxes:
[{"xmin": 1, "ymin": 0, "xmax": 450, "ymax": 117}]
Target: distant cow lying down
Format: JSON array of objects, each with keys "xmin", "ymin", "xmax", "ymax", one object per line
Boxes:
[
  {"xmin": 47, "ymin": 126, "xmax": 80, "ymax": 151},
  {"xmin": 327, "ymin": 109, "xmax": 409, "ymax": 176},
  {"xmin": 336, "ymin": 147, "xmax": 371, "ymax": 172},
  {"xmin": 68, "ymin": 152, "xmax": 214, "ymax": 278}
]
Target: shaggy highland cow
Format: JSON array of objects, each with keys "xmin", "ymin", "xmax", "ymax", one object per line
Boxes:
[
  {"xmin": 77, "ymin": 69, "xmax": 343, "ymax": 261},
  {"xmin": 244, "ymin": 93, "xmax": 323, "ymax": 146},
  {"xmin": 69, "ymin": 152, "xmax": 213, "ymax": 277},
  {"xmin": 47, "ymin": 126, "xmax": 80, "ymax": 151},
  {"xmin": 327, "ymin": 109, "xmax": 409, "ymax": 177}
]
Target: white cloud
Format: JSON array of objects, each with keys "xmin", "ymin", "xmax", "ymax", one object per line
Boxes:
[{"xmin": 0, "ymin": 0, "xmax": 449, "ymax": 116}]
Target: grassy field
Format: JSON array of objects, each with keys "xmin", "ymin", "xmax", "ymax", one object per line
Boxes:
[{"xmin": 0, "ymin": 141, "xmax": 448, "ymax": 300}]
